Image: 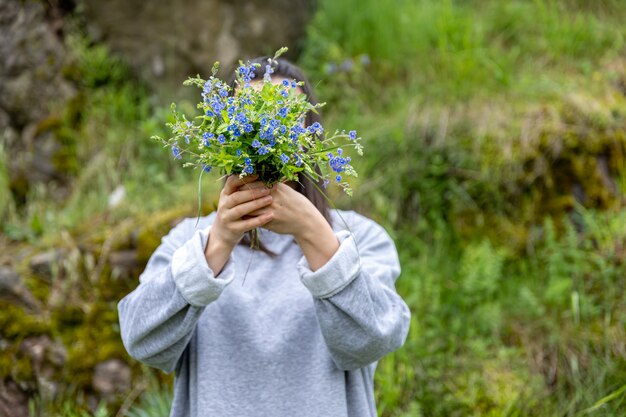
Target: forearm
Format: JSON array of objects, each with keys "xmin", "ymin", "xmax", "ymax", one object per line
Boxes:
[
  {"xmin": 118, "ymin": 220, "xmax": 236, "ymax": 372},
  {"xmin": 204, "ymin": 231, "xmax": 236, "ymax": 276},
  {"xmin": 295, "ymin": 212, "xmax": 340, "ymax": 271},
  {"xmin": 118, "ymin": 275, "xmax": 205, "ymax": 373},
  {"xmin": 296, "ymin": 218, "xmax": 411, "ymax": 370},
  {"xmin": 312, "ymin": 267, "xmax": 411, "ymax": 370}
]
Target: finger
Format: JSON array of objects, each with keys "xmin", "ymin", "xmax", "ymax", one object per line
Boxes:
[
  {"xmin": 222, "ymin": 174, "xmax": 258, "ymax": 195},
  {"xmin": 244, "ymin": 206, "xmax": 271, "ymax": 218},
  {"xmin": 237, "ymin": 180, "xmax": 268, "ymax": 191},
  {"xmin": 231, "ymin": 212, "xmax": 274, "ymax": 233},
  {"xmin": 224, "ymin": 187, "xmax": 271, "ymax": 209},
  {"xmin": 226, "ymin": 195, "xmax": 273, "ymax": 221}
]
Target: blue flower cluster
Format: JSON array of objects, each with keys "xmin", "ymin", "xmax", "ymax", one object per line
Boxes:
[
  {"xmin": 237, "ymin": 65, "xmax": 256, "ymax": 84},
  {"xmin": 328, "ymin": 148, "xmax": 352, "ymax": 182},
  {"xmin": 307, "ymin": 122, "xmax": 323, "ymax": 135},
  {"xmin": 243, "ymin": 157, "xmax": 254, "ymax": 174}
]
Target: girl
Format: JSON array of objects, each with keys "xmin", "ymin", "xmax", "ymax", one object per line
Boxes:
[{"xmin": 117, "ymin": 57, "xmax": 411, "ymax": 417}]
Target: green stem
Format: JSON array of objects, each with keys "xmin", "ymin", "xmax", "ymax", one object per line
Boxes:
[{"xmin": 194, "ymin": 167, "xmax": 205, "ymax": 228}]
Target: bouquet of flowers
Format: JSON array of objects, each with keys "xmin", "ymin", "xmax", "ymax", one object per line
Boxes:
[{"xmin": 151, "ymin": 48, "xmax": 363, "ymax": 200}]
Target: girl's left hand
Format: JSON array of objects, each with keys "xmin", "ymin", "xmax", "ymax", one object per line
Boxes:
[
  {"xmin": 248, "ymin": 182, "xmax": 340, "ymax": 270},
  {"xmin": 252, "ymin": 182, "xmax": 322, "ymax": 238}
]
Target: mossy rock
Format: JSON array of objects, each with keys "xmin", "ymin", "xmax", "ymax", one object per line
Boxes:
[{"xmin": 135, "ymin": 207, "xmax": 192, "ymax": 264}]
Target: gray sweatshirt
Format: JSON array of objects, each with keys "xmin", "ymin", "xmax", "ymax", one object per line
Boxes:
[{"xmin": 117, "ymin": 209, "xmax": 411, "ymax": 417}]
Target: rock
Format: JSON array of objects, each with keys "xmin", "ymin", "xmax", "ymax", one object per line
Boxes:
[
  {"xmin": 20, "ymin": 335, "xmax": 67, "ymax": 370},
  {"xmin": 109, "ymin": 250, "xmax": 139, "ymax": 278},
  {"xmin": 79, "ymin": 0, "xmax": 314, "ymax": 101},
  {"xmin": 0, "ymin": 0, "xmax": 76, "ymax": 203},
  {"xmin": 92, "ymin": 359, "xmax": 131, "ymax": 397},
  {"xmin": 29, "ymin": 249, "xmax": 65, "ymax": 281},
  {"xmin": 0, "ymin": 266, "xmax": 41, "ymax": 312},
  {"xmin": 20, "ymin": 335, "xmax": 67, "ymax": 401},
  {"xmin": 0, "ymin": 379, "xmax": 29, "ymax": 417},
  {"xmin": 0, "ymin": 0, "xmax": 75, "ymax": 130}
]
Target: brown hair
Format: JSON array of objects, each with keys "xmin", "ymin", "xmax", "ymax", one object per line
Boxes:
[{"xmin": 227, "ymin": 57, "xmax": 332, "ymax": 252}]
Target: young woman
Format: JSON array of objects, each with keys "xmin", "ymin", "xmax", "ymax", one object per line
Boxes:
[{"xmin": 117, "ymin": 57, "xmax": 411, "ymax": 417}]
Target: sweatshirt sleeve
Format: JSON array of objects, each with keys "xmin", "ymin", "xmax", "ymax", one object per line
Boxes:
[
  {"xmin": 297, "ymin": 212, "xmax": 411, "ymax": 371},
  {"xmin": 117, "ymin": 217, "xmax": 236, "ymax": 374}
]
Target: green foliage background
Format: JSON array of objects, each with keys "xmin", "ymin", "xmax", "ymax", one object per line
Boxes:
[{"xmin": 3, "ymin": 0, "xmax": 626, "ymax": 415}]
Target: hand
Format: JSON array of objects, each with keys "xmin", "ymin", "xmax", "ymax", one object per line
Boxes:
[
  {"xmin": 250, "ymin": 182, "xmax": 340, "ymax": 271},
  {"xmin": 205, "ymin": 174, "xmax": 273, "ymax": 275},
  {"xmin": 248, "ymin": 182, "xmax": 320, "ymax": 238}
]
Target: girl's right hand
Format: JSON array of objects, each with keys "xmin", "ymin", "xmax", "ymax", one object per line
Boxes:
[{"xmin": 205, "ymin": 175, "xmax": 273, "ymax": 275}]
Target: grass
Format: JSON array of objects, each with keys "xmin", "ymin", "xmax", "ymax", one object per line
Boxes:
[{"xmin": 301, "ymin": 0, "xmax": 625, "ymax": 107}]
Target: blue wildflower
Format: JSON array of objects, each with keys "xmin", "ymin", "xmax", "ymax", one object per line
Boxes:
[
  {"xmin": 336, "ymin": 175, "xmax": 342, "ymax": 182},
  {"xmin": 244, "ymin": 164, "xmax": 254, "ymax": 174},
  {"xmin": 282, "ymin": 79, "xmax": 289, "ymax": 87},
  {"xmin": 235, "ymin": 112, "xmax": 248, "ymax": 124},
  {"xmin": 202, "ymin": 164, "xmax": 212, "ymax": 173},
  {"xmin": 244, "ymin": 157, "xmax": 251, "ymax": 165},
  {"xmin": 211, "ymin": 97, "xmax": 225, "ymax": 114},
  {"xmin": 323, "ymin": 179, "xmax": 330, "ymax": 189},
  {"xmin": 307, "ymin": 122, "xmax": 323, "ymax": 135},
  {"xmin": 278, "ymin": 107, "xmax": 287, "ymax": 118},
  {"xmin": 280, "ymin": 90, "xmax": 288, "ymax": 98},
  {"xmin": 260, "ymin": 128, "xmax": 274, "ymax": 141},
  {"xmin": 171, "ymin": 145, "xmax": 182, "ymax": 160},
  {"xmin": 280, "ymin": 153, "xmax": 289, "ymax": 164},
  {"xmin": 186, "ymin": 121, "xmax": 192, "ymax": 128},
  {"xmin": 258, "ymin": 146, "xmax": 269, "ymax": 155},
  {"xmin": 218, "ymin": 134, "xmax": 226, "ymax": 144},
  {"xmin": 203, "ymin": 80, "xmax": 212, "ymax": 94},
  {"xmin": 349, "ymin": 130, "xmax": 357, "ymax": 140},
  {"xmin": 236, "ymin": 149, "xmax": 242, "ymax": 156},
  {"xmin": 185, "ymin": 135, "xmax": 190, "ymax": 144},
  {"xmin": 329, "ymin": 151, "xmax": 350, "ymax": 173},
  {"xmin": 251, "ymin": 139, "xmax": 262, "ymax": 148},
  {"xmin": 264, "ymin": 64, "xmax": 273, "ymax": 81},
  {"xmin": 244, "ymin": 123, "xmax": 253, "ymax": 133},
  {"xmin": 238, "ymin": 65, "xmax": 252, "ymax": 83}
]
